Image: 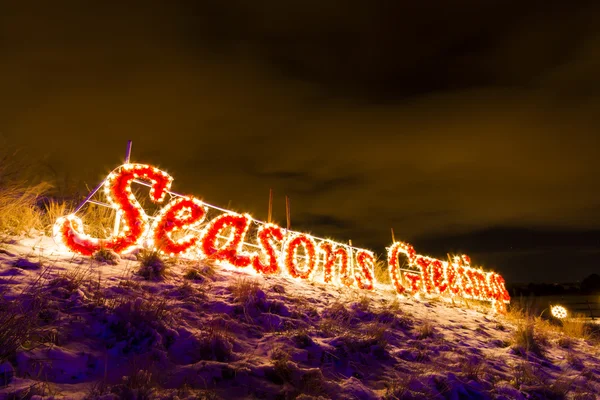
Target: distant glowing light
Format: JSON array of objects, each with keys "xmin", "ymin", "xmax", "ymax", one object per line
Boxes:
[{"xmin": 551, "ymin": 305, "xmax": 568, "ymax": 319}]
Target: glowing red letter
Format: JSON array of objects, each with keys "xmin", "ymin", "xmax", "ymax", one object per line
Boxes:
[
  {"xmin": 283, "ymin": 234, "xmax": 317, "ymax": 279},
  {"xmin": 55, "ymin": 164, "xmax": 173, "ymax": 255},
  {"xmin": 152, "ymin": 197, "xmax": 206, "ymax": 255},
  {"xmin": 200, "ymin": 213, "xmax": 252, "ymax": 267},
  {"xmin": 252, "ymin": 224, "xmax": 284, "ymax": 274},
  {"xmin": 355, "ymin": 250, "xmax": 375, "ymax": 290}
]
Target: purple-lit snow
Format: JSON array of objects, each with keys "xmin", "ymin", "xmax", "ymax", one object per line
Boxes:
[{"xmin": 1, "ymin": 236, "xmax": 599, "ymax": 399}]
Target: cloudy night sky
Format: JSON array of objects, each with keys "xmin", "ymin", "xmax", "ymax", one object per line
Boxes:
[{"xmin": 2, "ymin": 2, "xmax": 599, "ymax": 284}]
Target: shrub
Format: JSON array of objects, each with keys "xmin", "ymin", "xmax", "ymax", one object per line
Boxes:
[
  {"xmin": 184, "ymin": 268, "xmax": 203, "ymax": 281},
  {"xmin": 183, "ymin": 261, "xmax": 215, "ymax": 282},
  {"xmin": 93, "ymin": 248, "xmax": 121, "ymax": 265},
  {"xmin": 136, "ymin": 249, "xmax": 169, "ymax": 280}
]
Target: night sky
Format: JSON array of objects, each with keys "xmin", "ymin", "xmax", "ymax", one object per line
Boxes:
[{"xmin": 2, "ymin": 2, "xmax": 599, "ymax": 283}]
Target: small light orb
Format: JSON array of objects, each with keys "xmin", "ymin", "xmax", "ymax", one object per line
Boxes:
[{"xmin": 551, "ymin": 305, "xmax": 568, "ymax": 319}]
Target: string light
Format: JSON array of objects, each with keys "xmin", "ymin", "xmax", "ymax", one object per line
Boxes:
[
  {"xmin": 319, "ymin": 242, "xmax": 335, "ymax": 283},
  {"xmin": 354, "ymin": 250, "xmax": 375, "ymax": 290},
  {"xmin": 200, "ymin": 212, "xmax": 253, "ymax": 268},
  {"xmin": 252, "ymin": 224, "xmax": 284, "ymax": 274},
  {"xmin": 319, "ymin": 242, "xmax": 354, "ymax": 286},
  {"xmin": 388, "ymin": 242, "xmax": 415, "ymax": 295},
  {"xmin": 152, "ymin": 197, "xmax": 207, "ymax": 256},
  {"xmin": 282, "ymin": 233, "xmax": 317, "ymax": 279},
  {"xmin": 54, "ymin": 164, "xmax": 173, "ymax": 255},
  {"xmin": 54, "ymin": 162, "xmax": 510, "ymax": 311},
  {"xmin": 386, "ymin": 241, "xmax": 510, "ymax": 309}
]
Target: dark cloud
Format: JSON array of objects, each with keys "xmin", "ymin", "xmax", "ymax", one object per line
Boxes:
[{"xmin": 2, "ymin": 1, "xmax": 599, "ymax": 282}]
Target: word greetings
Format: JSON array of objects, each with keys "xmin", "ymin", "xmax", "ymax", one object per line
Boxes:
[{"xmin": 55, "ymin": 163, "xmax": 510, "ymax": 310}]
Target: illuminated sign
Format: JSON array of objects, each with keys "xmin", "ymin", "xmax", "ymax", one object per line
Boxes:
[{"xmin": 54, "ymin": 163, "xmax": 509, "ymax": 311}]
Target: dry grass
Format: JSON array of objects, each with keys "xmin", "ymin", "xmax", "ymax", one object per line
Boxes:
[
  {"xmin": 270, "ymin": 348, "xmax": 292, "ymax": 383},
  {"xmin": 0, "ymin": 299, "xmax": 38, "ymax": 363},
  {"xmin": 458, "ymin": 356, "xmax": 485, "ymax": 381},
  {"xmin": 196, "ymin": 326, "xmax": 234, "ymax": 362},
  {"xmin": 92, "ymin": 248, "xmax": 121, "ymax": 265},
  {"xmin": 0, "ymin": 271, "xmax": 50, "ymax": 363},
  {"xmin": 50, "ymin": 264, "xmax": 94, "ymax": 293},
  {"xmin": 374, "ymin": 259, "xmax": 391, "ymax": 284},
  {"xmin": 0, "ymin": 181, "xmax": 50, "ymax": 238},
  {"xmin": 561, "ymin": 316, "xmax": 590, "ymax": 340},
  {"xmin": 416, "ymin": 321, "xmax": 435, "ymax": 339},
  {"xmin": 319, "ymin": 301, "xmax": 353, "ymax": 336},
  {"xmin": 183, "ymin": 260, "xmax": 216, "ymax": 281},
  {"xmin": 136, "ymin": 249, "xmax": 169, "ymax": 280},
  {"xmin": 109, "ymin": 369, "xmax": 155, "ymax": 400},
  {"xmin": 511, "ymin": 320, "xmax": 544, "ymax": 357},
  {"xmin": 384, "ymin": 377, "xmax": 410, "ymax": 400},
  {"xmin": 0, "ymin": 150, "xmax": 54, "ymax": 238},
  {"xmin": 228, "ymin": 278, "xmax": 263, "ymax": 306},
  {"xmin": 79, "ymin": 203, "xmax": 117, "ymax": 238},
  {"xmin": 41, "ymin": 199, "xmax": 70, "ymax": 234}
]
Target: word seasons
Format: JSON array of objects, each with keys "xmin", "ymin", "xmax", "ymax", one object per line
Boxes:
[{"xmin": 54, "ymin": 163, "xmax": 510, "ymax": 309}]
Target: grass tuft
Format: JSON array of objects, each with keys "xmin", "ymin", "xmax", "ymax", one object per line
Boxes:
[
  {"xmin": 92, "ymin": 248, "xmax": 121, "ymax": 265},
  {"xmin": 136, "ymin": 249, "xmax": 169, "ymax": 280},
  {"xmin": 511, "ymin": 320, "xmax": 544, "ymax": 357},
  {"xmin": 374, "ymin": 259, "xmax": 391, "ymax": 284},
  {"xmin": 561, "ymin": 316, "xmax": 589, "ymax": 340},
  {"xmin": 0, "ymin": 180, "xmax": 50, "ymax": 238},
  {"xmin": 416, "ymin": 321, "xmax": 434, "ymax": 339},
  {"xmin": 229, "ymin": 278, "xmax": 263, "ymax": 307},
  {"xmin": 459, "ymin": 356, "xmax": 485, "ymax": 381}
]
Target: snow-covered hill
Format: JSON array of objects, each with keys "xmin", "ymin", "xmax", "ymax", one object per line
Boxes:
[{"xmin": 1, "ymin": 236, "xmax": 599, "ymax": 399}]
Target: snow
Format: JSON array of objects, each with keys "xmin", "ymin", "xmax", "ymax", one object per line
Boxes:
[{"xmin": 0, "ymin": 235, "xmax": 599, "ymax": 399}]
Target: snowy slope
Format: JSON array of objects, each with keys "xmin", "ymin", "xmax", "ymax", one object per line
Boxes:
[{"xmin": 1, "ymin": 236, "xmax": 599, "ymax": 399}]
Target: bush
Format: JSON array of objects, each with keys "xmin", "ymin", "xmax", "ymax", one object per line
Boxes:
[
  {"xmin": 93, "ymin": 248, "xmax": 121, "ymax": 265},
  {"xmin": 183, "ymin": 261, "xmax": 215, "ymax": 282},
  {"xmin": 136, "ymin": 249, "xmax": 169, "ymax": 280}
]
